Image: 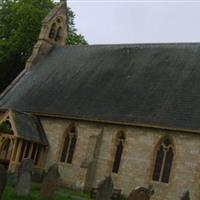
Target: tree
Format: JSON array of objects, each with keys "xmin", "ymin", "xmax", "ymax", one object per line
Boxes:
[
  {"xmin": 0, "ymin": 0, "xmax": 87, "ymax": 93},
  {"xmin": 67, "ymin": 7, "xmax": 87, "ymax": 45}
]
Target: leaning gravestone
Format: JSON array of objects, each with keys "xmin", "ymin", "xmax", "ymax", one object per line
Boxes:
[
  {"xmin": 0, "ymin": 164, "xmax": 7, "ymax": 200},
  {"xmin": 128, "ymin": 187, "xmax": 151, "ymax": 200},
  {"xmin": 40, "ymin": 164, "xmax": 60, "ymax": 198},
  {"xmin": 181, "ymin": 191, "xmax": 190, "ymax": 200},
  {"xmin": 96, "ymin": 176, "xmax": 113, "ymax": 200},
  {"xmin": 15, "ymin": 159, "xmax": 34, "ymax": 196}
]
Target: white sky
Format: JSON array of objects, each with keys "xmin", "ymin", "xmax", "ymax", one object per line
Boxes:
[{"xmin": 63, "ymin": 0, "xmax": 200, "ymax": 44}]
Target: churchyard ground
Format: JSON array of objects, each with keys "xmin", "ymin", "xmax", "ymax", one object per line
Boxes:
[{"xmin": 2, "ymin": 183, "xmax": 91, "ymax": 200}]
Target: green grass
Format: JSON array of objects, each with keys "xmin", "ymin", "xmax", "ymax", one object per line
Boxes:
[{"xmin": 2, "ymin": 183, "xmax": 91, "ymax": 200}]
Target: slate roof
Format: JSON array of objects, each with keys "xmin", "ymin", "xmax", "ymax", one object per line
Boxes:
[
  {"xmin": 1, "ymin": 43, "xmax": 200, "ymax": 131},
  {"xmin": 11, "ymin": 110, "xmax": 48, "ymax": 145}
]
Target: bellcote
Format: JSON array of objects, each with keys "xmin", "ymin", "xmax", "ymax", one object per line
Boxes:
[
  {"xmin": 40, "ymin": 1, "xmax": 67, "ymax": 46},
  {"xmin": 26, "ymin": 1, "xmax": 68, "ymax": 70}
]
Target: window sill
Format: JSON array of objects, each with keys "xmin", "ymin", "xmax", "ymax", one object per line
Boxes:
[
  {"xmin": 150, "ymin": 180, "xmax": 169, "ymax": 187},
  {"xmin": 58, "ymin": 162, "xmax": 73, "ymax": 167}
]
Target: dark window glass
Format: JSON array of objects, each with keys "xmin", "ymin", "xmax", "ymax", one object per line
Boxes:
[
  {"xmin": 34, "ymin": 146, "xmax": 41, "ymax": 165},
  {"xmin": 152, "ymin": 145, "xmax": 164, "ymax": 181},
  {"xmin": 164, "ymin": 138, "xmax": 171, "ymax": 146},
  {"xmin": 24, "ymin": 143, "xmax": 30, "ymax": 158},
  {"xmin": 162, "ymin": 147, "xmax": 174, "ymax": 183},
  {"xmin": 67, "ymin": 135, "xmax": 77, "ymax": 164},
  {"xmin": 12, "ymin": 140, "xmax": 19, "ymax": 161},
  {"xmin": 60, "ymin": 126, "xmax": 77, "ymax": 164},
  {"xmin": 152, "ymin": 138, "xmax": 174, "ymax": 183},
  {"xmin": 112, "ymin": 141, "xmax": 123, "ymax": 173},
  {"xmin": 48, "ymin": 23, "xmax": 56, "ymax": 39},
  {"xmin": 55, "ymin": 27, "xmax": 62, "ymax": 41},
  {"xmin": 19, "ymin": 141, "xmax": 26, "ymax": 162},
  {"xmin": 31, "ymin": 143, "xmax": 37, "ymax": 160},
  {"xmin": 61, "ymin": 134, "xmax": 70, "ymax": 162}
]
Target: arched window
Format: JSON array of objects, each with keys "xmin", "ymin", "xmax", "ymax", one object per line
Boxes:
[
  {"xmin": 55, "ymin": 27, "xmax": 62, "ymax": 42},
  {"xmin": 60, "ymin": 126, "xmax": 77, "ymax": 164},
  {"xmin": 112, "ymin": 131, "xmax": 125, "ymax": 173},
  {"xmin": 48, "ymin": 23, "xmax": 56, "ymax": 39},
  {"xmin": 152, "ymin": 137, "xmax": 174, "ymax": 183}
]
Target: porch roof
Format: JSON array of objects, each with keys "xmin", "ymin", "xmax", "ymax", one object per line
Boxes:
[{"xmin": 11, "ymin": 110, "xmax": 48, "ymax": 145}]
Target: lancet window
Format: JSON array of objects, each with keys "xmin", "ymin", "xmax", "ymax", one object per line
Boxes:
[
  {"xmin": 60, "ymin": 125, "xmax": 77, "ymax": 164},
  {"xmin": 152, "ymin": 137, "xmax": 174, "ymax": 183},
  {"xmin": 112, "ymin": 131, "xmax": 125, "ymax": 174}
]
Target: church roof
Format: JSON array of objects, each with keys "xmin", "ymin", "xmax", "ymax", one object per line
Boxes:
[{"xmin": 1, "ymin": 43, "xmax": 200, "ymax": 131}]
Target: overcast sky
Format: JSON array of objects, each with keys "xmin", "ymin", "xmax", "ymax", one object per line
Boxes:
[{"xmin": 65, "ymin": 0, "xmax": 200, "ymax": 44}]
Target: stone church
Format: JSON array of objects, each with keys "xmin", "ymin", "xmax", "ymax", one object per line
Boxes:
[{"xmin": 0, "ymin": 1, "xmax": 200, "ymax": 199}]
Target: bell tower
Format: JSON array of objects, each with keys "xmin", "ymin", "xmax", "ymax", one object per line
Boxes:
[{"xmin": 26, "ymin": 0, "xmax": 68, "ymax": 70}]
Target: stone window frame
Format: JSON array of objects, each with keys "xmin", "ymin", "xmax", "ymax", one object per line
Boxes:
[
  {"xmin": 60, "ymin": 124, "xmax": 77, "ymax": 164},
  {"xmin": 48, "ymin": 17, "xmax": 64, "ymax": 42},
  {"xmin": 151, "ymin": 136, "xmax": 175, "ymax": 184}
]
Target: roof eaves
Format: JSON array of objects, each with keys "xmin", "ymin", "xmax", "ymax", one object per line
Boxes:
[{"xmin": 29, "ymin": 111, "xmax": 200, "ymax": 135}]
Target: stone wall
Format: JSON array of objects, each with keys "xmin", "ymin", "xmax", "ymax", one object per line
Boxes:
[{"xmin": 40, "ymin": 116, "xmax": 200, "ymax": 200}]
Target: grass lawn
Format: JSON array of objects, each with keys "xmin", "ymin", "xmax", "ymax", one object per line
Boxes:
[{"xmin": 2, "ymin": 183, "xmax": 91, "ymax": 200}]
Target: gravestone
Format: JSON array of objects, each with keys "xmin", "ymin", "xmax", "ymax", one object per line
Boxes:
[
  {"xmin": 128, "ymin": 187, "xmax": 151, "ymax": 200},
  {"xmin": 96, "ymin": 176, "xmax": 113, "ymax": 200},
  {"xmin": 181, "ymin": 191, "xmax": 190, "ymax": 200},
  {"xmin": 15, "ymin": 159, "xmax": 34, "ymax": 196},
  {"xmin": 40, "ymin": 164, "xmax": 60, "ymax": 198},
  {"xmin": 112, "ymin": 188, "xmax": 121, "ymax": 200},
  {"xmin": 0, "ymin": 164, "xmax": 7, "ymax": 200}
]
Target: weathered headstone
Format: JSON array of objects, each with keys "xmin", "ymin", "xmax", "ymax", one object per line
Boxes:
[
  {"xmin": 128, "ymin": 187, "xmax": 152, "ymax": 200},
  {"xmin": 0, "ymin": 164, "xmax": 7, "ymax": 200},
  {"xmin": 181, "ymin": 191, "xmax": 190, "ymax": 200},
  {"xmin": 40, "ymin": 164, "xmax": 60, "ymax": 198},
  {"xmin": 112, "ymin": 188, "xmax": 121, "ymax": 200},
  {"xmin": 15, "ymin": 159, "xmax": 33, "ymax": 196},
  {"xmin": 96, "ymin": 176, "xmax": 113, "ymax": 200}
]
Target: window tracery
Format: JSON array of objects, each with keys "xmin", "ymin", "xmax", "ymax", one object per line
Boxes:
[
  {"xmin": 48, "ymin": 17, "xmax": 65, "ymax": 44},
  {"xmin": 152, "ymin": 137, "xmax": 174, "ymax": 183},
  {"xmin": 60, "ymin": 125, "xmax": 77, "ymax": 164}
]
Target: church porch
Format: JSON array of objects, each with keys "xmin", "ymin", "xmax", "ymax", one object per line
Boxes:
[{"xmin": 0, "ymin": 110, "xmax": 48, "ymax": 173}]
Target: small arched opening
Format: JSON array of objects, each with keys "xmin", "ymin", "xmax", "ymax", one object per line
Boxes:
[
  {"xmin": 55, "ymin": 27, "xmax": 63, "ymax": 42},
  {"xmin": 48, "ymin": 23, "xmax": 56, "ymax": 39}
]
